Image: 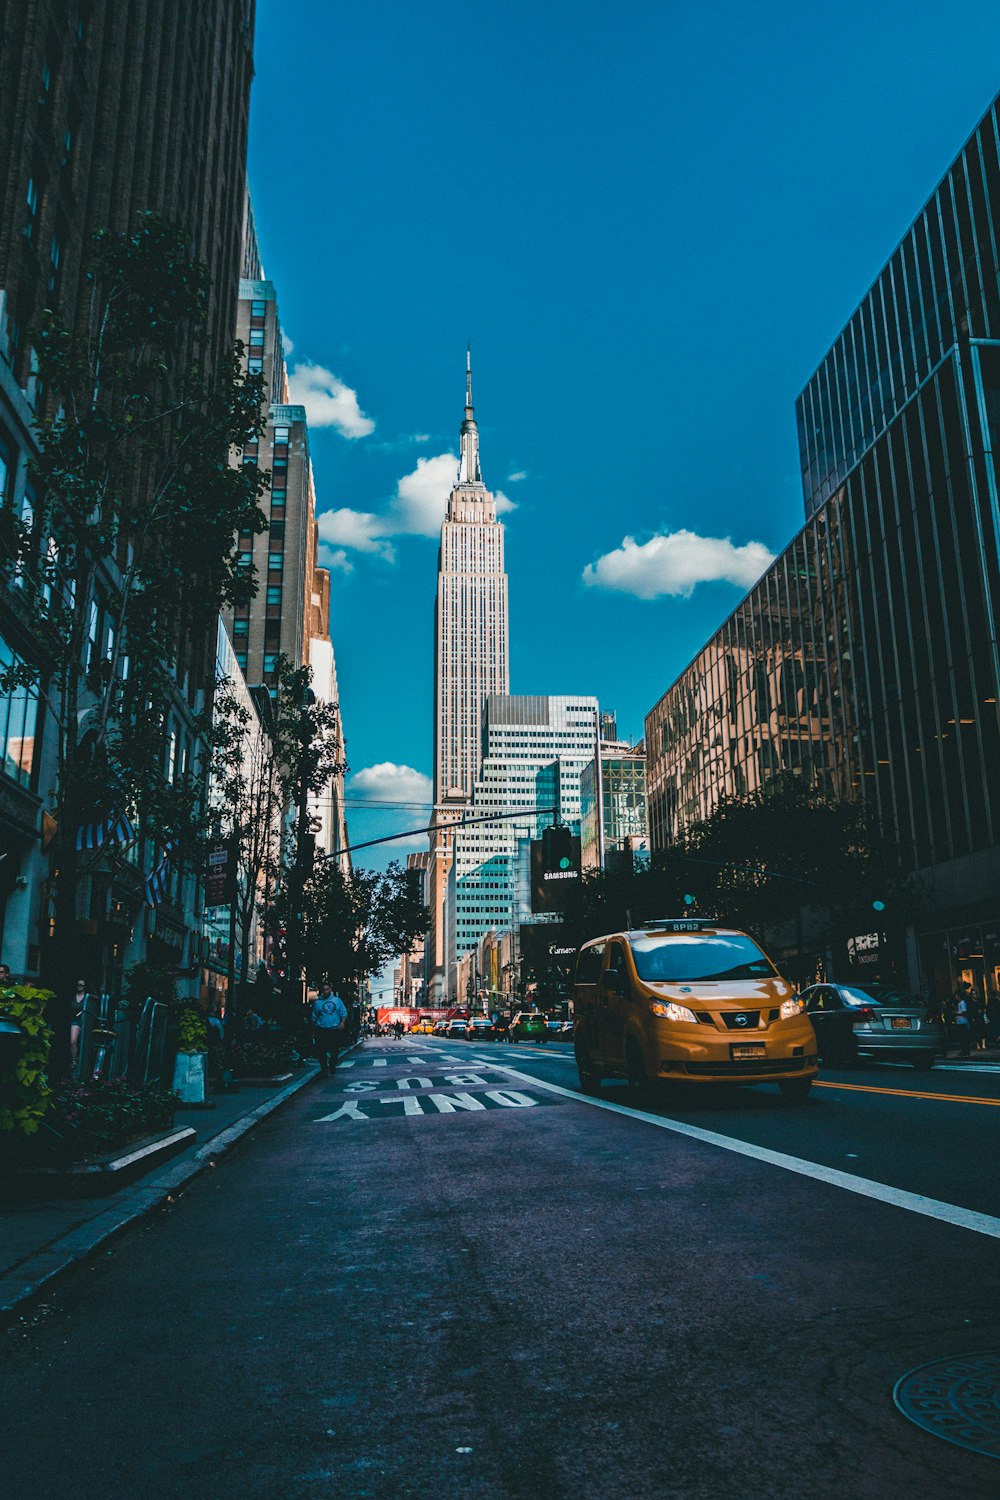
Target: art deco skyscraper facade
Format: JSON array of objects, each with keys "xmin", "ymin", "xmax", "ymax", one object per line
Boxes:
[{"xmin": 427, "ymin": 356, "xmax": 510, "ymax": 999}]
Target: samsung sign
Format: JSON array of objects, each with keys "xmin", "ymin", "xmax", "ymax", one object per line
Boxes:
[{"xmin": 530, "ymin": 826, "xmax": 582, "ymax": 913}]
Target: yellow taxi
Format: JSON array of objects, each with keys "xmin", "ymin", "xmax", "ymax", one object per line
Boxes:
[
  {"xmin": 410, "ymin": 1018, "xmax": 436, "ymax": 1035},
  {"xmin": 572, "ymin": 918, "xmax": 817, "ymax": 1104}
]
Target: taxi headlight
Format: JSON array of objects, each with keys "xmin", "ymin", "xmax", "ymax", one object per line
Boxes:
[
  {"xmin": 649, "ymin": 1000, "xmax": 697, "ymax": 1024},
  {"xmin": 780, "ymin": 997, "xmax": 805, "ymax": 1020}
]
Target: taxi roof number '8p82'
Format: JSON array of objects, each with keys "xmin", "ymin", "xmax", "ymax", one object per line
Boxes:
[{"xmin": 641, "ymin": 919, "xmax": 709, "ymax": 932}]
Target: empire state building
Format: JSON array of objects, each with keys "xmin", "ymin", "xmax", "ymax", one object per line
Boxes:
[{"xmin": 427, "ymin": 353, "xmax": 510, "ymax": 999}]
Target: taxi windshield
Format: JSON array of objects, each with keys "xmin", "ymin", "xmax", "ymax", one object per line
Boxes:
[{"xmin": 630, "ymin": 933, "xmax": 776, "ymax": 983}]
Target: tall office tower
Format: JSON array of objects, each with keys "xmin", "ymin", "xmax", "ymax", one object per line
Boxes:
[
  {"xmin": 227, "ymin": 255, "xmax": 349, "ymax": 866},
  {"xmin": 427, "ymin": 355, "xmax": 510, "ymax": 1000},
  {"xmin": 645, "ymin": 93, "xmax": 1000, "ymax": 999},
  {"xmin": 580, "ymin": 736, "xmax": 648, "ymax": 872},
  {"xmin": 451, "ymin": 696, "xmax": 598, "ymax": 984},
  {"xmin": 0, "ymin": 2, "xmax": 255, "ymax": 987}
]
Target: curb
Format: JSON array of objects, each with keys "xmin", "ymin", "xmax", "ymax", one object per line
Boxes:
[{"xmin": 0, "ymin": 1051, "xmax": 349, "ymax": 1330}]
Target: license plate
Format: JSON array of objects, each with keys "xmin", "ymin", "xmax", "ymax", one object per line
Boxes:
[
  {"xmin": 731, "ymin": 1044, "xmax": 765, "ymax": 1059},
  {"xmin": 891, "ymin": 1018, "xmax": 912, "ymax": 1029}
]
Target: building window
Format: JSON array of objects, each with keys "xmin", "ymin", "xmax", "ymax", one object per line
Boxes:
[
  {"xmin": 24, "ymin": 178, "xmax": 38, "ymax": 242},
  {"xmin": 273, "ymin": 425, "xmax": 290, "ymax": 444},
  {"xmin": 235, "ymin": 650, "xmax": 248, "ymax": 671},
  {"xmin": 232, "ymin": 616, "xmax": 249, "ymax": 637},
  {"xmin": 270, "ymin": 489, "xmax": 285, "ymax": 509},
  {"xmin": 248, "ymin": 328, "xmax": 264, "ymax": 347},
  {"xmin": 267, "ymin": 553, "xmax": 283, "ymax": 571},
  {"xmin": 266, "ymin": 584, "xmax": 281, "ymax": 606},
  {"xmin": 248, "ymin": 357, "xmax": 263, "ymax": 376},
  {"xmin": 263, "ymin": 653, "xmax": 278, "ymax": 676},
  {"xmin": 250, "ymin": 299, "xmax": 266, "ymax": 317},
  {"xmin": 0, "ymin": 638, "xmax": 39, "ymax": 789}
]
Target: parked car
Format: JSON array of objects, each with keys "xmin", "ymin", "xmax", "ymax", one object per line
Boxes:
[
  {"xmin": 800, "ymin": 982, "xmax": 945, "ymax": 1068},
  {"xmin": 432, "ymin": 1019, "xmax": 449, "ymax": 1036},
  {"xmin": 508, "ymin": 1012, "xmax": 548, "ymax": 1043},
  {"xmin": 444, "ymin": 1018, "xmax": 470, "ymax": 1039},
  {"xmin": 466, "ymin": 1018, "xmax": 496, "ymax": 1041}
]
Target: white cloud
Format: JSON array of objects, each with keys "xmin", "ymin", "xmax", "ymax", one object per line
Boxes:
[
  {"xmin": 281, "ymin": 330, "xmax": 294, "ymax": 358},
  {"xmin": 391, "ymin": 453, "xmax": 459, "ymax": 536},
  {"xmin": 314, "ymin": 454, "xmax": 516, "ymax": 566},
  {"xmin": 351, "ymin": 763, "xmax": 433, "ymax": 805},
  {"xmin": 583, "ymin": 529, "xmax": 775, "ymax": 600},
  {"xmin": 507, "ymin": 470, "xmax": 527, "ymax": 482},
  {"xmin": 316, "ymin": 507, "xmax": 395, "ymax": 562},
  {"xmin": 413, "ymin": 432, "xmax": 430, "ymax": 444},
  {"xmin": 285, "ymin": 362, "xmax": 375, "ymax": 439},
  {"xmin": 324, "ymin": 547, "xmax": 353, "ymax": 574}
]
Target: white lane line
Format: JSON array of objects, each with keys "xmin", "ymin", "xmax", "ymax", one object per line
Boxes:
[{"xmin": 488, "ymin": 1063, "xmax": 1000, "ymax": 1242}]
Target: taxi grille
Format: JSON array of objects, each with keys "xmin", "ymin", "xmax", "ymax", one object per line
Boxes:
[
  {"xmin": 682, "ymin": 1057, "xmax": 806, "ymax": 1076},
  {"xmin": 720, "ymin": 1010, "xmax": 761, "ymax": 1030}
]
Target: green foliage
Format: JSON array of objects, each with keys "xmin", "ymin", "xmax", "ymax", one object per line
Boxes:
[
  {"xmin": 294, "ymin": 860, "xmax": 428, "ymax": 989},
  {"xmin": 123, "ymin": 959, "xmax": 176, "ymax": 1011},
  {"xmin": 176, "ymin": 1006, "xmax": 208, "ymax": 1053},
  {"xmin": 49, "ymin": 1078, "xmax": 178, "ymax": 1157},
  {"xmin": 0, "ymin": 986, "xmax": 54, "ymax": 1136},
  {"xmin": 230, "ymin": 1038, "xmax": 293, "ymax": 1077},
  {"xmin": 0, "ymin": 216, "xmax": 270, "ymax": 986},
  {"xmin": 559, "ymin": 776, "xmax": 914, "ymax": 951}
]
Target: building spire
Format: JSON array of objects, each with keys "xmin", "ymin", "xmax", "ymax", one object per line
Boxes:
[{"xmin": 458, "ymin": 345, "xmax": 482, "ymax": 484}]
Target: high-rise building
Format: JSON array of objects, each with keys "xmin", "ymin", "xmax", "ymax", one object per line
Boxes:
[
  {"xmin": 0, "ymin": 2, "xmax": 255, "ymax": 986},
  {"xmin": 450, "ymin": 695, "xmax": 598, "ymax": 985},
  {"xmin": 427, "ymin": 355, "xmax": 510, "ymax": 999},
  {"xmin": 225, "ymin": 253, "xmax": 348, "ymax": 867},
  {"xmin": 644, "ymin": 92, "xmax": 1000, "ymax": 1002},
  {"xmin": 580, "ymin": 736, "xmax": 648, "ymax": 872}
]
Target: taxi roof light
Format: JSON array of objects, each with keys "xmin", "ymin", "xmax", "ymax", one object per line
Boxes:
[{"xmin": 641, "ymin": 918, "xmax": 709, "ymax": 932}]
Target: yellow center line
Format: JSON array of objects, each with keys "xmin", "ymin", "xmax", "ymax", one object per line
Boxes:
[{"xmin": 815, "ymin": 1080, "xmax": 1000, "ymax": 1107}]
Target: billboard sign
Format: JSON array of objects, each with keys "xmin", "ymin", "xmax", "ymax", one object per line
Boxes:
[{"xmin": 530, "ymin": 825, "xmax": 582, "ymax": 913}]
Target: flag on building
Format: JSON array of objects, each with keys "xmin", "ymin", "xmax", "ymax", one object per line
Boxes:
[
  {"xmin": 76, "ymin": 805, "xmax": 137, "ymax": 853},
  {"xmin": 145, "ymin": 839, "xmax": 176, "ymax": 908}
]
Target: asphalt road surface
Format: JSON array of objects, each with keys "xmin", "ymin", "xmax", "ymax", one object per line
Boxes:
[{"xmin": 3, "ymin": 1037, "xmax": 999, "ymax": 1500}]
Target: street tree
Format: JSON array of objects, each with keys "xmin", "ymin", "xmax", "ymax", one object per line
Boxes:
[
  {"xmin": 0, "ymin": 217, "xmax": 268, "ymax": 1046},
  {"xmin": 298, "ymin": 860, "xmax": 427, "ymax": 994}
]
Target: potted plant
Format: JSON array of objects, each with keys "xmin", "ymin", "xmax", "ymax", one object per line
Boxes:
[{"xmin": 171, "ymin": 1007, "xmax": 210, "ymax": 1104}]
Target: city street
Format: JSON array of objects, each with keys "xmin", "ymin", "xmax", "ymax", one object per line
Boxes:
[{"xmin": 3, "ymin": 1038, "xmax": 999, "ymax": 1499}]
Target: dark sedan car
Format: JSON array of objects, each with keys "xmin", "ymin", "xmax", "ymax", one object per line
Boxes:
[
  {"xmin": 466, "ymin": 1018, "xmax": 496, "ymax": 1041},
  {"xmin": 800, "ymin": 982, "xmax": 945, "ymax": 1068}
]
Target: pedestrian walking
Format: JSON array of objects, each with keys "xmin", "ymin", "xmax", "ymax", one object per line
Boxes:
[
  {"xmin": 311, "ymin": 980, "xmax": 348, "ymax": 1076},
  {"xmin": 954, "ymin": 988, "xmax": 972, "ymax": 1058}
]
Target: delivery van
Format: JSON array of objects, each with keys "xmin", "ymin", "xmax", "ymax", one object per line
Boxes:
[{"xmin": 572, "ymin": 918, "xmax": 817, "ymax": 1103}]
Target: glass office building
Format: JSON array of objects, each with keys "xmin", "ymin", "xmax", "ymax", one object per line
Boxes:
[{"xmin": 645, "ymin": 94, "xmax": 1000, "ymax": 1004}]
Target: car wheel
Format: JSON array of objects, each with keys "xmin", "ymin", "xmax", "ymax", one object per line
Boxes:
[
  {"xmin": 625, "ymin": 1040, "xmax": 654, "ymax": 1106},
  {"xmin": 575, "ymin": 1040, "xmax": 601, "ymax": 1095},
  {"xmin": 779, "ymin": 1078, "xmax": 812, "ymax": 1104},
  {"xmin": 911, "ymin": 1054, "xmax": 935, "ymax": 1071}
]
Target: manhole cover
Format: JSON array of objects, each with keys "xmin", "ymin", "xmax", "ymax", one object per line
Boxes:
[{"xmin": 893, "ymin": 1352, "xmax": 1000, "ymax": 1459}]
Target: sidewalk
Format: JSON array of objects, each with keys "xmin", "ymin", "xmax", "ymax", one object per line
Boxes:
[{"xmin": 0, "ymin": 1057, "xmax": 331, "ymax": 1326}]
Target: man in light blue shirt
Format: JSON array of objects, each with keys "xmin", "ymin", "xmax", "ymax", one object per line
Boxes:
[{"xmin": 311, "ymin": 980, "xmax": 348, "ymax": 1076}]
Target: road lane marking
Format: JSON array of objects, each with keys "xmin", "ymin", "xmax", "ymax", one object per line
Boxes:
[
  {"xmin": 314, "ymin": 1088, "xmax": 558, "ymax": 1122},
  {"xmin": 815, "ymin": 1081, "xmax": 1000, "ymax": 1107},
  {"xmin": 487, "ymin": 1064, "xmax": 1000, "ymax": 1241}
]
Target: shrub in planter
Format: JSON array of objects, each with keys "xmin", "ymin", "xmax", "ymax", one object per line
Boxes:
[
  {"xmin": 0, "ymin": 986, "xmax": 54, "ymax": 1136},
  {"xmin": 230, "ymin": 1038, "xmax": 293, "ymax": 1076},
  {"xmin": 49, "ymin": 1078, "xmax": 178, "ymax": 1157},
  {"xmin": 176, "ymin": 1007, "xmax": 209, "ymax": 1053}
]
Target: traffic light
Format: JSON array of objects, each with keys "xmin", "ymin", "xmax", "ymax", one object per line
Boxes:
[{"xmin": 872, "ymin": 900, "xmax": 886, "ymax": 913}]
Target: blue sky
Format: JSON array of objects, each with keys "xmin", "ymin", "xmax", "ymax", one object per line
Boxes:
[{"xmin": 248, "ymin": 0, "xmax": 1000, "ymax": 873}]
